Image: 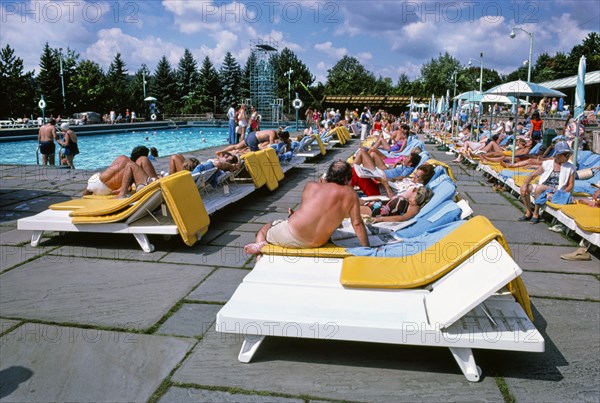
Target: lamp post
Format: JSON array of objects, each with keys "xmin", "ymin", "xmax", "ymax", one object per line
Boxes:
[
  {"xmin": 284, "ymin": 68, "xmax": 293, "ymax": 114},
  {"xmin": 511, "ymin": 26, "xmax": 534, "ymax": 111},
  {"xmin": 59, "ymin": 48, "xmax": 66, "ymax": 116},
  {"xmin": 467, "ymin": 52, "xmax": 484, "ymax": 138}
]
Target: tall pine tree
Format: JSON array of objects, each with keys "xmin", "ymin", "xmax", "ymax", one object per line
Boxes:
[
  {"xmin": 153, "ymin": 56, "xmax": 177, "ymax": 115},
  {"xmin": 70, "ymin": 60, "xmax": 104, "ymax": 113},
  {"xmin": 239, "ymin": 52, "xmax": 256, "ymax": 101},
  {"xmin": 176, "ymin": 49, "xmax": 200, "ymax": 113},
  {"xmin": 197, "ymin": 56, "xmax": 221, "ymax": 114},
  {"xmin": 105, "ymin": 53, "xmax": 130, "ymax": 114},
  {"xmin": 0, "ymin": 44, "xmax": 36, "ymax": 118},
  {"xmin": 219, "ymin": 51, "xmax": 241, "ymax": 111},
  {"xmin": 36, "ymin": 42, "xmax": 61, "ymax": 116}
]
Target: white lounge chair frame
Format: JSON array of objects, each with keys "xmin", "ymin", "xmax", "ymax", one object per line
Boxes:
[{"xmin": 216, "ymin": 240, "xmax": 544, "ymax": 382}]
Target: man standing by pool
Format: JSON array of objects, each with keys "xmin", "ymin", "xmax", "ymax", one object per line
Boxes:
[
  {"xmin": 38, "ymin": 118, "xmax": 57, "ymax": 165},
  {"xmin": 227, "ymin": 103, "xmax": 236, "ymax": 144}
]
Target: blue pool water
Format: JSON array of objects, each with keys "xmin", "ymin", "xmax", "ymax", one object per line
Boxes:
[{"xmin": 0, "ymin": 127, "xmax": 230, "ymax": 170}]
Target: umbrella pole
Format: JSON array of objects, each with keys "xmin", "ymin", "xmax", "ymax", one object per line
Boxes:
[{"xmin": 512, "ymin": 98, "xmax": 520, "ymax": 164}]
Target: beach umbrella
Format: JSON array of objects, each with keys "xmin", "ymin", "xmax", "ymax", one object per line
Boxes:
[
  {"xmin": 431, "ymin": 94, "xmax": 436, "ymax": 114},
  {"xmin": 445, "ymin": 89, "xmax": 450, "ymax": 114},
  {"xmin": 485, "ymin": 80, "xmax": 567, "ymax": 162},
  {"xmin": 437, "ymin": 96, "xmax": 444, "ymax": 114},
  {"xmin": 454, "ymin": 90, "xmax": 481, "ymax": 101},
  {"xmin": 144, "ymin": 96, "xmax": 157, "ymax": 101},
  {"xmin": 573, "ymin": 56, "xmax": 586, "ymax": 168},
  {"xmin": 558, "ymin": 97, "xmax": 564, "ymax": 112}
]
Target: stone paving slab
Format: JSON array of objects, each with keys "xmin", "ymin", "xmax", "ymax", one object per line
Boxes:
[
  {"xmin": 159, "ymin": 387, "xmax": 304, "ymax": 403},
  {"xmin": 0, "ymin": 189, "xmax": 55, "ymax": 208},
  {"xmin": 0, "ymin": 257, "xmax": 212, "ymax": 329},
  {"xmin": 0, "ymin": 210, "xmax": 35, "ymax": 225},
  {"xmin": 521, "ymin": 272, "xmax": 599, "ymax": 301},
  {"xmin": 209, "ymin": 221, "xmax": 265, "ymax": 233},
  {"xmin": 47, "ymin": 237, "xmax": 172, "ymax": 262},
  {"xmin": 209, "ymin": 230, "xmax": 259, "ymax": 249},
  {"xmin": 463, "ymin": 190, "xmax": 511, "ymax": 205},
  {"xmin": 156, "ymin": 303, "xmax": 221, "ymax": 337},
  {"xmin": 470, "ymin": 204, "xmax": 521, "ymax": 221},
  {"xmin": 173, "ymin": 328, "xmax": 504, "ymax": 402},
  {"xmin": 0, "ymin": 324, "xmax": 194, "ymax": 402},
  {"xmin": 250, "ymin": 211, "xmax": 289, "ymax": 224},
  {"xmin": 160, "ymin": 245, "xmax": 250, "ymax": 268},
  {"xmin": 492, "ymin": 220, "xmax": 577, "ymax": 246},
  {"xmin": 488, "ymin": 298, "xmax": 600, "ymax": 402},
  {"xmin": 0, "ymin": 318, "xmax": 20, "ymax": 334},
  {"xmin": 2, "ymin": 194, "xmax": 73, "ymax": 214},
  {"xmin": 1, "ymin": 227, "xmax": 56, "ymax": 246},
  {"xmin": 509, "ymin": 243, "xmax": 600, "ymax": 275},
  {"xmin": 0, "ymin": 244, "xmax": 57, "ymax": 273},
  {"xmin": 187, "ymin": 268, "xmax": 249, "ymax": 302}
]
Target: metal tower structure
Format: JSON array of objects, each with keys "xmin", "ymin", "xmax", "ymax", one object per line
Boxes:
[{"xmin": 250, "ymin": 37, "xmax": 278, "ymax": 121}]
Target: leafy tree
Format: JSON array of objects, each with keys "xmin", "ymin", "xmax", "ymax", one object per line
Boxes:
[
  {"xmin": 36, "ymin": 42, "xmax": 61, "ymax": 115},
  {"xmin": 105, "ymin": 53, "xmax": 130, "ymax": 113},
  {"xmin": 373, "ymin": 76, "xmax": 394, "ymax": 95},
  {"xmin": 420, "ymin": 52, "xmax": 461, "ymax": 97},
  {"xmin": 395, "ymin": 73, "xmax": 412, "ymax": 95},
  {"xmin": 197, "ymin": 56, "xmax": 221, "ymax": 114},
  {"xmin": 176, "ymin": 49, "xmax": 200, "ymax": 113},
  {"xmin": 0, "ymin": 44, "xmax": 36, "ymax": 118},
  {"xmin": 568, "ymin": 32, "xmax": 600, "ymax": 73},
  {"xmin": 153, "ymin": 56, "xmax": 177, "ymax": 115},
  {"xmin": 271, "ymin": 48, "xmax": 315, "ymax": 112},
  {"xmin": 70, "ymin": 60, "xmax": 105, "ymax": 113},
  {"xmin": 219, "ymin": 51, "xmax": 241, "ymax": 110},
  {"xmin": 325, "ymin": 55, "xmax": 375, "ymax": 96}
]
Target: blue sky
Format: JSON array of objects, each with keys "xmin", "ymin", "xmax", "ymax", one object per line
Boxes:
[{"xmin": 1, "ymin": 1, "xmax": 598, "ymax": 84}]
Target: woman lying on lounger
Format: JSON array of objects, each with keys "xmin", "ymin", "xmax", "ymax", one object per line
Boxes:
[
  {"xmin": 218, "ymin": 129, "xmax": 290, "ymax": 154},
  {"xmin": 360, "ymin": 186, "xmax": 433, "ymax": 223}
]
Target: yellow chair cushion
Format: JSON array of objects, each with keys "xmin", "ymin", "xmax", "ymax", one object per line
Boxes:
[
  {"xmin": 260, "ymin": 242, "xmax": 351, "ymax": 258},
  {"xmin": 313, "ymin": 134, "xmax": 327, "ymax": 155},
  {"xmin": 50, "ymin": 198, "xmax": 124, "ymax": 211},
  {"xmin": 160, "ymin": 171, "xmax": 210, "ymax": 246},
  {"xmin": 513, "ymin": 175, "xmax": 539, "ymax": 188},
  {"xmin": 425, "ymin": 159, "xmax": 456, "ymax": 182},
  {"xmin": 339, "ymin": 216, "xmax": 532, "ymax": 320},
  {"xmin": 242, "ymin": 152, "xmax": 266, "ymax": 188},
  {"xmin": 256, "ymin": 149, "xmax": 279, "ymax": 191},
  {"xmin": 263, "ymin": 147, "xmax": 285, "ymax": 181},
  {"xmin": 71, "ymin": 188, "xmax": 162, "ymax": 224},
  {"xmin": 546, "ymin": 202, "xmax": 600, "ymax": 232}
]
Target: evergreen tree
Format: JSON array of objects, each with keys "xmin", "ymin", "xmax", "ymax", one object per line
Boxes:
[
  {"xmin": 0, "ymin": 44, "xmax": 36, "ymax": 118},
  {"xmin": 239, "ymin": 52, "xmax": 256, "ymax": 101},
  {"xmin": 70, "ymin": 60, "xmax": 104, "ymax": 113},
  {"xmin": 61, "ymin": 48, "xmax": 79, "ymax": 115},
  {"xmin": 395, "ymin": 73, "xmax": 411, "ymax": 95},
  {"xmin": 153, "ymin": 56, "xmax": 177, "ymax": 115},
  {"xmin": 568, "ymin": 32, "xmax": 600, "ymax": 73},
  {"xmin": 219, "ymin": 51, "xmax": 241, "ymax": 110},
  {"xmin": 176, "ymin": 49, "xmax": 200, "ymax": 113},
  {"xmin": 36, "ymin": 42, "xmax": 61, "ymax": 115},
  {"xmin": 197, "ymin": 56, "xmax": 221, "ymax": 114},
  {"xmin": 105, "ymin": 53, "xmax": 130, "ymax": 114}
]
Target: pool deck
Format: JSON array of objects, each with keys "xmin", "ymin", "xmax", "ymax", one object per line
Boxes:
[{"xmin": 0, "ymin": 137, "xmax": 599, "ymax": 402}]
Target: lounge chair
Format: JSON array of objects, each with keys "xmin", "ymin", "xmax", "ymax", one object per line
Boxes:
[
  {"xmin": 216, "ymin": 216, "xmax": 544, "ymax": 381},
  {"xmin": 17, "ymin": 171, "xmax": 210, "ymax": 252}
]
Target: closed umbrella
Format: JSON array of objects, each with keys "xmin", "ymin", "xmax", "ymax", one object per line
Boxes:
[{"xmin": 573, "ymin": 56, "xmax": 586, "ymax": 168}]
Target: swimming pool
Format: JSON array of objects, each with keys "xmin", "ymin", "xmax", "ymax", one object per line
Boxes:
[{"xmin": 0, "ymin": 127, "xmax": 231, "ymax": 170}]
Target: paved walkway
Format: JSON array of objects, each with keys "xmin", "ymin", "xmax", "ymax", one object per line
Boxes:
[{"xmin": 0, "ymin": 139, "xmax": 598, "ymax": 402}]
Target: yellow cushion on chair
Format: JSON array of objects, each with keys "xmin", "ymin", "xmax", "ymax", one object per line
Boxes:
[
  {"xmin": 242, "ymin": 152, "xmax": 266, "ymax": 188},
  {"xmin": 263, "ymin": 147, "xmax": 285, "ymax": 181},
  {"xmin": 260, "ymin": 242, "xmax": 351, "ymax": 258},
  {"xmin": 256, "ymin": 149, "xmax": 279, "ymax": 191},
  {"xmin": 339, "ymin": 215, "xmax": 533, "ymax": 320},
  {"xmin": 159, "ymin": 171, "xmax": 210, "ymax": 246},
  {"xmin": 313, "ymin": 134, "xmax": 327, "ymax": 155}
]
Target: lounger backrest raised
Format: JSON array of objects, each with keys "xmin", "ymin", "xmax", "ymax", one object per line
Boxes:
[
  {"xmin": 255, "ymin": 149, "xmax": 279, "ymax": 191},
  {"xmin": 241, "ymin": 152, "xmax": 267, "ymax": 188}
]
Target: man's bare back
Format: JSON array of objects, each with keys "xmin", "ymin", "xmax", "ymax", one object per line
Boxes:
[
  {"xmin": 287, "ymin": 182, "xmax": 364, "ymax": 247},
  {"xmin": 38, "ymin": 123, "xmax": 56, "ymax": 142}
]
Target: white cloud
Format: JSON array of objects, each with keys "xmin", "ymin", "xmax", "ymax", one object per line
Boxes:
[
  {"xmin": 357, "ymin": 52, "xmax": 372, "ymax": 62},
  {"xmin": 314, "ymin": 41, "xmax": 347, "ymax": 58}
]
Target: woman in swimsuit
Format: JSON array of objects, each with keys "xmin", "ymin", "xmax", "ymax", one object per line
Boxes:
[
  {"xmin": 360, "ymin": 186, "xmax": 433, "ymax": 223},
  {"xmin": 58, "ymin": 123, "xmax": 79, "ymax": 169}
]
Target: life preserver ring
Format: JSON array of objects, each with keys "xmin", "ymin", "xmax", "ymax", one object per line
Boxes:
[
  {"xmin": 150, "ymin": 113, "xmax": 157, "ymax": 121},
  {"xmin": 38, "ymin": 99, "xmax": 46, "ymax": 109},
  {"xmin": 292, "ymin": 99, "xmax": 303, "ymax": 110}
]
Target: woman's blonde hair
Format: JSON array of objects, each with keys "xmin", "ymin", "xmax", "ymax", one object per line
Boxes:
[{"xmin": 415, "ymin": 187, "xmax": 433, "ymax": 207}]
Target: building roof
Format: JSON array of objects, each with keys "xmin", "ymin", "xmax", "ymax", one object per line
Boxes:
[
  {"xmin": 323, "ymin": 95, "xmax": 429, "ymax": 107},
  {"xmin": 538, "ymin": 70, "xmax": 600, "ymax": 89}
]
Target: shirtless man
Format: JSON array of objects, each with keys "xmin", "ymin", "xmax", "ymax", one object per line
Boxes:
[
  {"xmin": 169, "ymin": 151, "xmax": 240, "ymax": 175},
  {"xmin": 219, "ymin": 129, "xmax": 289, "ymax": 154},
  {"xmin": 38, "ymin": 118, "xmax": 57, "ymax": 165},
  {"xmin": 245, "ymin": 161, "xmax": 370, "ymax": 255},
  {"xmin": 83, "ymin": 146, "xmax": 158, "ymax": 198}
]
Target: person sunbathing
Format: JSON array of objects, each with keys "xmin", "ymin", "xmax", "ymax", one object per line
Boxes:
[
  {"xmin": 360, "ymin": 186, "xmax": 433, "ymax": 223},
  {"xmin": 82, "ymin": 146, "xmax": 158, "ymax": 198},
  {"xmin": 368, "ymin": 124, "xmax": 409, "ymax": 153},
  {"xmin": 479, "ymin": 138, "xmax": 532, "ymax": 163},
  {"xmin": 169, "ymin": 151, "xmax": 240, "ymax": 175},
  {"xmin": 353, "ymin": 148, "xmax": 421, "ymax": 197},
  {"xmin": 219, "ymin": 129, "xmax": 289, "ymax": 154},
  {"xmin": 244, "ymin": 160, "xmax": 369, "ymax": 256},
  {"xmin": 452, "ymin": 134, "xmax": 501, "ymax": 163}
]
